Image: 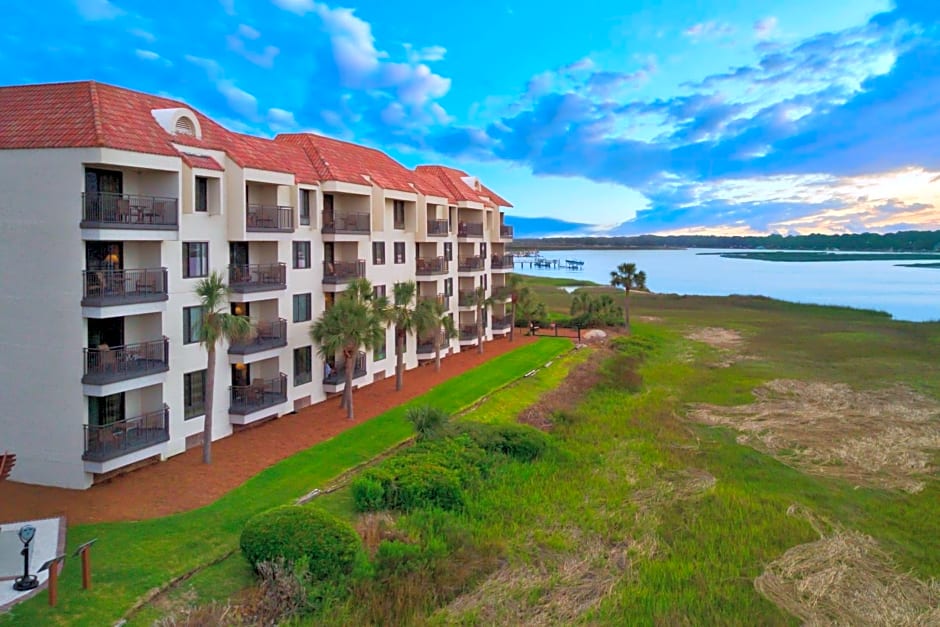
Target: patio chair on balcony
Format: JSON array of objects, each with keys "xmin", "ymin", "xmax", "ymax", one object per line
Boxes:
[
  {"xmin": 249, "ymin": 379, "xmax": 266, "ymax": 403},
  {"xmin": 255, "ymin": 322, "xmax": 274, "ymax": 343},
  {"xmin": 135, "ymin": 274, "xmax": 158, "ymax": 294},
  {"xmin": 116, "ymin": 198, "xmax": 131, "ymax": 223}
]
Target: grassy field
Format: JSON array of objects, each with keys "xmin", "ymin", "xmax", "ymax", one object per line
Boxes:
[{"xmin": 2, "ymin": 339, "xmax": 571, "ymax": 627}]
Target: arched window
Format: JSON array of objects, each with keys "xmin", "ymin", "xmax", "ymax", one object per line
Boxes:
[{"xmin": 175, "ymin": 116, "xmax": 196, "ymax": 136}]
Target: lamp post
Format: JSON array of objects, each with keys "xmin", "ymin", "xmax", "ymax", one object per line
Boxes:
[{"xmin": 13, "ymin": 525, "xmax": 38, "ymax": 591}]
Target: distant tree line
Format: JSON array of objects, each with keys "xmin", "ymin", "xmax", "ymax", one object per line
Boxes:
[{"xmin": 510, "ymin": 230, "xmax": 940, "ymax": 252}]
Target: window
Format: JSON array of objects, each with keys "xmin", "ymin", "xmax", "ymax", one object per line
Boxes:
[
  {"xmin": 294, "ymin": 346, "xmax": 312, "ymax": 386},
  {"xmin": 175, "ymin": 116, "xmax": 196, "ymax": 136},
  {"xmin": 480, "ymin": 242, "xmax": 487, "ymax": 258},
  {"xmin": 183, "ymin": 306, "xmax": 204, "ymax": 344},
  {"xmin": 183, "ymin": 242, "xmax": 209, "ymax": 278},
  {"xmin": 293, "ymin": 241, "xmax": 311, "ymax": 269},
  {"xmin": 195, "ymin": 177, "xmax": 208, "ymax": 212},
  {"xmin": 374, "ymin": 329, "xmax": 387, "ymax": 361},
  {"xmin": 373, "ymin": 284, "xmax": 386, "ymax": 300},
  {"xmin": 372, "ymin": 241, "xmax": 386, "ymax": 265},
  {"xmin": 481, "ymin": 274, "xmax": 488, "ymax": 291},
  {"xmin": 394, "ymin": 242, "xmax": 405, "ymax": 264},
  {"xmin": 444, "ymin": 242, "xmax": 453, "ymax": 261},
  {"xmin": 393, "ymin": 200, "xmax": 405, "ymax": 229},
  {"xmin": 444, "ymin": 278, "xmax": 453, "ymax": 297},
  {"xmin": 293, "ymin": 293, "xmax": 312, "ymax": 322},
  {"xmin": 300, "ymin": 189, "xmax": 311, "ymax": 226},
  {"xmin": 184, "ymin": 370, "xmax": 206, "ymax": 419}
]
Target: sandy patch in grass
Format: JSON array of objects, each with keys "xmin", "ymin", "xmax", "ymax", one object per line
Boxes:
[
  {"xmin": 685, "ymin": 327, "xmax": 753, "ymax": 367},
  {"xmin": 688, "ymin": 379, "xmax": 940, "ymax": 492},
  {"xmin": 756, "ymin": 507, "xmax": 940, "ymax": 626},
  {"xmin": 518, "ymin": 350, "xmax": 607, "ymax": 430}
]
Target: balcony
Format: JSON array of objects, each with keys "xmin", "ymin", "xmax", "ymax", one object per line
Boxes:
[
  {"xmin": 427, "ymin": 219, "xmax": 449, "ymax": 236},
  {"xmin": 230, "ymin": 373, "xmax": 288, "ymax": 415},
  {"xmin": 457, "ymin": 222, "xmax": 484, "ymax": 238},
  {"xmin": 228, "ymin": 318, "xmax": 288, "ymax": 355},
  {"xmin": 229, "ymin": 263, "xmax": 287, "ymax": 293},
  {"xmin": 323, "ymin": 352, "xmax": 367, "ymax": 385},
  {"xmin": 458, "ymin": 256, "xmax": 484, "ymax": 272},
  {"xmin": 458, "ymin": 291, "xmax": 477, "ymax": 308},
  {"xmin": 500, "ymin": 225, "xmax": 514, "ymax": 239},
  {"xmin": 416, "ymin": 256, "xmax": 449, "ymax": 276},
  {"xmin": 322, "ymin": 211, "xmax": 370, "ymax": 234},
  {"xmin": 492, "ymin": 316, "xmax": 512, "ymax": 331},
  {"xmin": 247, "ymin": 204, "xmax": 293, "ymax": 232},
  {"xmin": 459, "ymin": 325, "xmax": 479, "ymax": 341},
  {"xmin": 81, "ymin": 192, "xmax": 178, "ymax": 230},
  {"xmin": 82, "ymin": 405, "xmax": 170, "ymax": 463},
  {"xmin": 417, "ymin": 337, "xmax": 450, "ymax": 357},
  {"xmin": 419, "ymin": 294, "xmax": 451, "ymax": 311},
  {"xmin": 82, "ymin": 337, "xmax": 170, "ymax": 385},
  {"xmin": 82, "ymin": 268, "xmax": 169, "ymax": 307},
  {"xmin": 323, "ymin": 260, "xmax": 366, "ymax": 284},
  {"xmin": 491, "ymin": 254, "xmax": 515, "ymax": 270}
]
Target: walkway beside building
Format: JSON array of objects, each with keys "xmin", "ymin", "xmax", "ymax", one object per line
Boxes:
[{"xmin": 0, "ymin": 336, "xmax": 543, "ymax": 525}]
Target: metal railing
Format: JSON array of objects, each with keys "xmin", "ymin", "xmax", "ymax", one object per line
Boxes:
[
  {"xmin": 416, "ymin": 256, "xmax": 449, "ymax": 275},
  {"xmin": 457, "ymin": 222, "xmax": 484, "ymax": 238},
  {"xmin": 83, "ymin": 405, "xmax": 170, "ymax": 462},
  {"xmin": 419, "ymin": 294, "xmax": 451, "ymax": 310},
  {"xmin": 230, "ymin": 373, "xmax": 288, "ymax": 415},
  {"xmin": 247, "ymin": 204, "xmax": 293, "ymax": 231},
  {"xmin": 458, "ymin": 256, "xmax": 484, "ymax": 272},
  {"xmin": 228, "ymin": 263, "xmax": 287, "ymax": 292},
  {"xmin": 83, "ymin": 337, "xmax": 170, "ymax": 384},
  {"xmin": 500, "ymin": 225, "xmax": 514, "ymax": 239},
  {"xmin": 417, "ymin": 337, "xmax": 450, "ymax": 354},
  {"xmin": 322, "ymin": 211, "xmax": 370, "ymax": 234},
  {"xmin": 492, "ymin": 316, "xmax": 512, "ymax": 330},
  {"xmin": 323, "ymin": 352, "xmax": 367, "ymax": 384},
  {"xmin": 459, "ymin": 325, "xmax": 478, "ymax": 341},
  {"xmin": 458, "ymin": 291, "xmax": 477, "ymax": 307},
  {"xmin": 81, "ymin": 192, "xmax": 179, "ymax": 228},
  {"xmin": 491, "ymin": 254, "xmax": 515, "ymax": 269},
  {"xmin": 228, "ymin": 318, "xmax": 288, "ymax": 355},
  {"xmin": 323, "ymin": 259, "xmax": 366, "ymax": 284},
  {"xmin": 427, "ymin": 219, "xmax": 449, "ymax": 236},
  {"xmin": 82, "ymin": 267, "xmax": 168, "ymax": 306}
]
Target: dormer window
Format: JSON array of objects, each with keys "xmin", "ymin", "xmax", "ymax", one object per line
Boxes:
[
  {"xmin": 151, "ymin": 107, "xmax": 202, "ymax": 139},
  {"xmin": 175, "ymin": 116, "xmax": 196, "ymax": 136}
]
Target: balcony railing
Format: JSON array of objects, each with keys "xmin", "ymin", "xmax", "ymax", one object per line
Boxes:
[
  {"xmin": 458, "ymin": 256, "xmax": 484, "ymax": 272},
  {"xmin": 491, "ymin": 254, "xmax": 515, "ymax": 270},
  {"xmin": 492, "ymin": 316, "xmax": 512, "ymax": 330},
  {"xmin": 500, "ymin": 225, "xmax": 514, "ymax": 239},
  {"xmin": 81, "ymin": 192, "xmax": 179, "ymax": 229},
  {"xmin": 457, "ymin": 222, "xmax": 484, "ymax": 238},
  {"xmin": 427, "ymin": 219, "xmax": 449, "ymax": 236},
  {"xmin": 247, "ymin": 204, "xmax": 293, "ymax": 232},
  {"xmin": 419, "ymin": 294, "xmax": 451, "ymax": 310},
  {"xmin": 230, "ymin": 373, "xmax": 288, "ymax": 415},
  {"xmin": 417, "ymin": 337, "xmax": 450, "ymax": 354},
  {"xmin": 228, "ymin": 318, "xmax": 288, "ymax": 355},
  {"xmin": 323, "ymin": 352, "xmax": 367, "ymax": 385},
  {"xmin": 83, "ymin": 405, "xmax": 170, "ymax": 462},
  {"xmin": 323, "ymin": 259, "xmax": 366, "ymax": 284},
  {"xmin": 322, "ymin": 211, "xmax": 370, "ymax": 234},
  {"xmin": 229, "ymin": 263, "xmax": 287, "ymax": 293},
  {"xmin": 416, "ymin": 256, "xmax": 449, "ymax": 276},
  {"xmin": 83, "ymin": 337, "xmax": 170, "ymax": 385},
  {"xmin": 459, "ymin": 325, "xmax": 478, "ymax": 341},
  {"xmin": 458, "ymin": 291, "xmax": 477, "ymax": 308},
  {"xmin": 82, "ymin": 267, "xmax": 168, "ymax": 307}
]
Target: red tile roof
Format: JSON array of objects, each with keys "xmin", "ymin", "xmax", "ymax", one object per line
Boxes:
[{"xmin": 0, "ymin": 81, "xmax": 509, "ymax": 205}]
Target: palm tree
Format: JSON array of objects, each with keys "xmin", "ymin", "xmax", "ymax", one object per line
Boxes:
[
  {"xmin": 195, "ymin": 271, "xmax": 251, "ymax": 464},
  {"xmin": 310, "ymin": 278, "xmax": 388, "ymax": 419},
  {"xmin": 609, "ymin": 263, "xmax": 647, "ymax": 333},
  {"xmin": 470, "ymin": 287, "xmax": 493, "ymax": 354},
  {"xmin": 504, "ymin": 273, "xmax": 525, "ymax": 342},
  {"xmin": 415, "ymin": 298, "xmax": 458, "ymax": 372},
  {"xmin": 390, "ymin": 281, "xmax": 417, "ymax": 391},
  {"xmin": 570, "ymin": 291, "xmax": 593, "ymax": 317}
]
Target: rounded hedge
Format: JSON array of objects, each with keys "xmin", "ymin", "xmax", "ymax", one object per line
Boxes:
[{"xmin": 240, "ymin": 505, "xmax": 363, "ymax": 581}]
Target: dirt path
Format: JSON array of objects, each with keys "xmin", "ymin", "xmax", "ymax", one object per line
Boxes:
[{"xmin": 0, "ymin": 336, "xmax": 554, "ymax": 526}]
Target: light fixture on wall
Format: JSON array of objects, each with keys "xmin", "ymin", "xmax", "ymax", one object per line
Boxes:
[
  {"xmin": 105, "ymin": 252, "xmax": 120, "ymax": 267},
  {"xmin": 234, "ymin": 362, "xmax": 246, "ymax": 371},
  {"xmin": 233, "ymin": 304, "xmax": 245, "ymax": 315}
]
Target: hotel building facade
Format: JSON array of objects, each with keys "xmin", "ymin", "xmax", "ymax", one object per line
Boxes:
[{"xmin": 0, "ymin": 81, "xmax": 514, "ymax": 489}]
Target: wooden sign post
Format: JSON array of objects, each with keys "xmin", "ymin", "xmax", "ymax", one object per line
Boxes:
[
  {"xmin": 72, "ymin": 539, "xmax": 98, "ymax": 590},
  {"xmin": 38, "ymin": 555, "xmax": 66, "ymax": 607}
]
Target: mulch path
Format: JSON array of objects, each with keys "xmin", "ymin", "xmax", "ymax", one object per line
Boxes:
[{"xmin": 0, "ymin": 335, "xmax": 558, "ymax": 526}]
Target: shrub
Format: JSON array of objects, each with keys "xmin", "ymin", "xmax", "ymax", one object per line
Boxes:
[
  {"xmin": 240, "ymin": 505, "xmax": 363, "ymax": 582},
  {"xmin": 610, "ymin": 335, "xmax": 658, "ymax": 360},
  {"xmin": 373, "ymin": 540, "xmax": 425, "ymax": 579},
  {"xmin": 405, "ymin": 405, "xmax": 449, "ymax": 441},
  {"xmin": 389, "ymin": 460, "xmax": 464, "ymax": 511},
  {"xmin": 457, "ymin": 423, "xmax": 550, "ymax": 461},
  {"xmin": 351, "ymin": 476, "xmax": 385, "ymax": 512}
]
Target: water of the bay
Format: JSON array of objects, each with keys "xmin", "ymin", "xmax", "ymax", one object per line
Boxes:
[{"xmin": 513, "ymin": 249, "xmax": 940, "ymax": 322}]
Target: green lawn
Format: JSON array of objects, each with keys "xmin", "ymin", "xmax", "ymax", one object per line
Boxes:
[{"xmin": 2, "ymin": 338, "xmax": 571, "ymax": 627}]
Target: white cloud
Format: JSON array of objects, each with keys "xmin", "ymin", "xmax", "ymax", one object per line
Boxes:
[
  {"xmin": 682, "ymin": 20, "xmax": 735, "ymax": 41},
  {"xmin": 403, "ymin": 44, "xmax": 446, "ymax": 63},
  {"xmin": 135, "ymin": 49, "xmax": 160, "ymax": 60},
  {"xmin": 238, "ymin": 24, "xmax": 261, "ymax": 39},
  {"xmin": 218, "ymin": 81, "xmax": 258, "ymax": 118},
  {"xmin": 75, "ymin": 0, "xmax": 123, "ymax": 20},
  {"xmin": 754, "ymin": 16, "xmax": 779, "ymax": 41},
  {"xmin": 129, "ymin": 28, "xmax": 155, "ymax": 42},
  {"xmin": 270, "ymin": 0, "xmax": 315, "ymax": 14},
  {"xmin": 227, "ymin": 33, "xmax": 280, "ymax": 68},
  {"xmin": 267, "ymin": 107, "xmax": 297, "ymax": 129}
]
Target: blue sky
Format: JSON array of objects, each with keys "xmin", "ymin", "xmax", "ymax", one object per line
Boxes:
[{"xmin": 3, "ymin": 0, "xmax": 940, "ymax": 235}]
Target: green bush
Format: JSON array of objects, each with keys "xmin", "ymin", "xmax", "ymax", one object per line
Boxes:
[
  {"xmin": 457, "ymin": 422, "xmax": 550, "ymax": 461},
  {"xmin": 350, "ymin": 476, "xmax": 385, "ymax": 512},
  {"xmin": 610, "ymin": 335, "xmax": 658, "ymax": 360},
  {"xmin": 373, "ymin": 540, "xmax": 425, "ymax": 579},
  {"xmin": 405, "ymin": 405, "xmax": 450, "ymax": 441},
  {"xmin": 240, "ymin": 506, "xmax": 363, "ymax": 582}
]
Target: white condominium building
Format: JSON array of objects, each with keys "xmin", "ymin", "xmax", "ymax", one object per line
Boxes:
[{"xmin": 0, "ymin": 81, "xmax": 515, "ymax": 489}]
